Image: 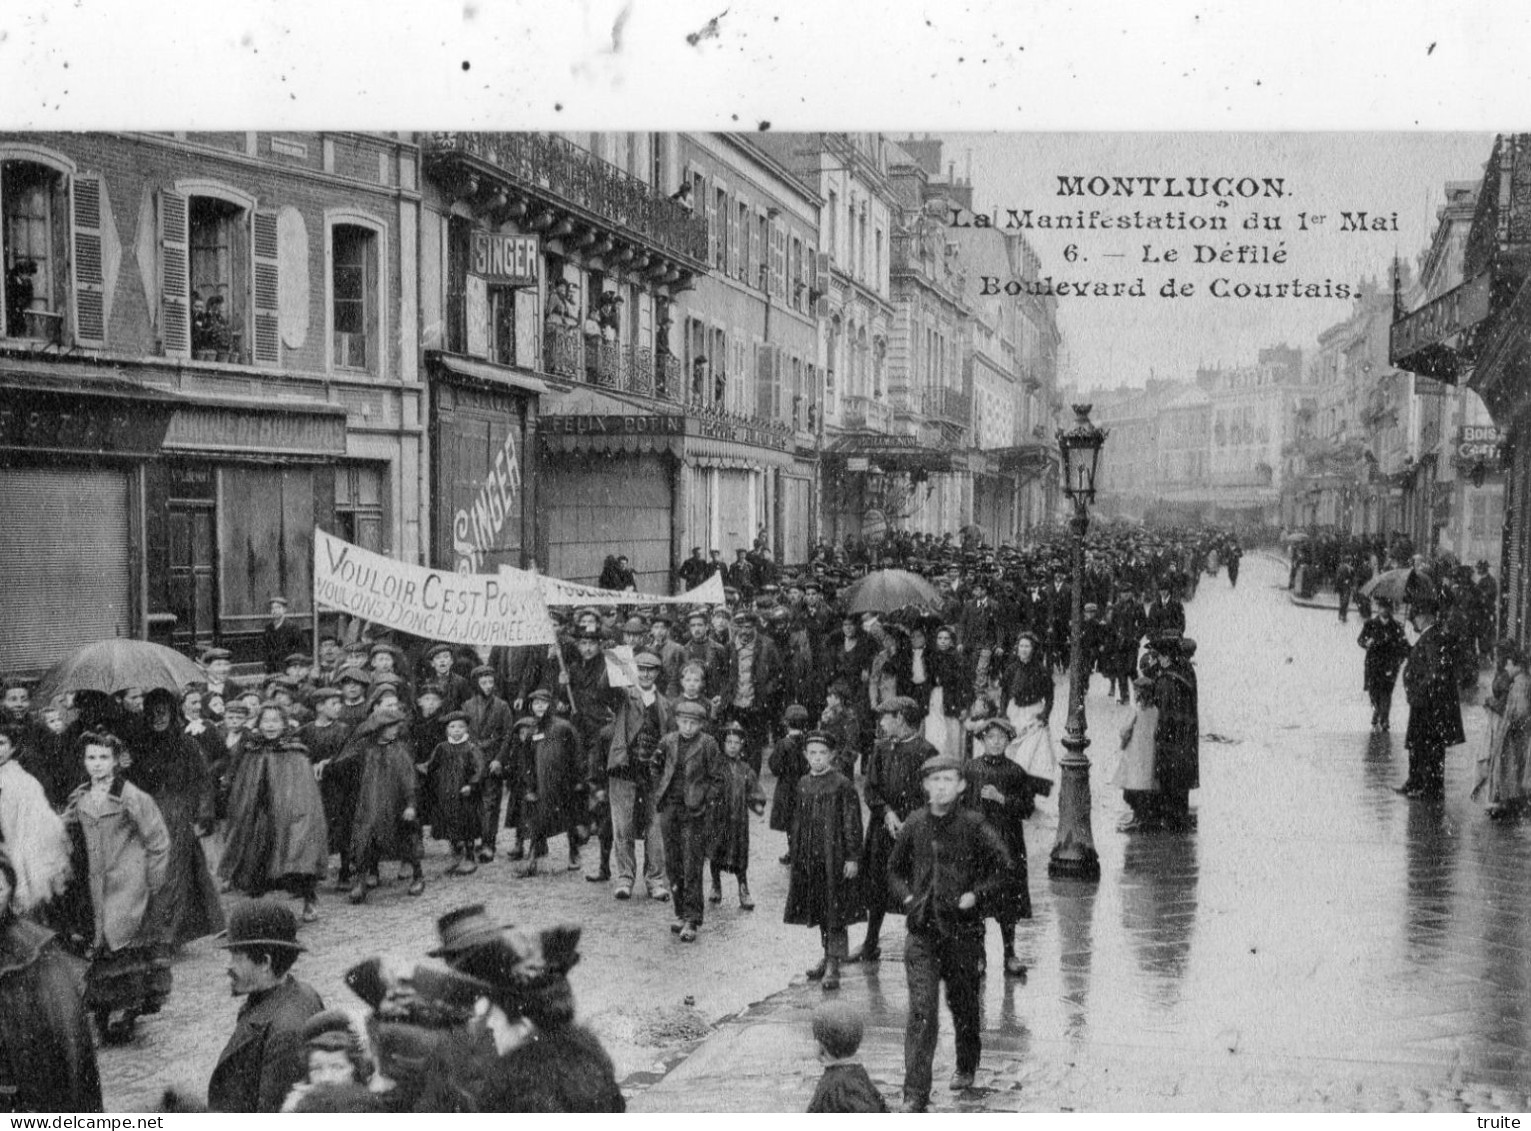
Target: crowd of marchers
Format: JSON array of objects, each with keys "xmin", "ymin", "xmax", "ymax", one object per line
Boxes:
[{"xmin": 0, "ymin": 519, "xmax": 1233, "ymax": 1113}]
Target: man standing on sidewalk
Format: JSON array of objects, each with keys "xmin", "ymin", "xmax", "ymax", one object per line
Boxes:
[
  {"xmin": 1397, "ymin": 593, "xmax": 1464, "ymax": 801},
  {"xmin": 887, "ymin": 754, "xmax": 1010, "ymax": 1112}
]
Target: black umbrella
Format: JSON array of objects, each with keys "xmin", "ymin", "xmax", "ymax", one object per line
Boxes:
[{"xmin": 34, "ymin": 639, "xmax": 206, "ymax": 706}]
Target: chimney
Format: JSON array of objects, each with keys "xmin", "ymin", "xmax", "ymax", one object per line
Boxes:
[{"xmin": 965, "ymin": 149, "xmax": 972, "ymax": 184}]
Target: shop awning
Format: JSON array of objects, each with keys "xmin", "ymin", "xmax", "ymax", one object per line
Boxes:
[
  {"xmin": 827, "ymin": 430, "xmax": 956, "ymax": 473},
  {"xmin": 0, "ymin": 367, "xmax": 184, "ymax": 457},
  {"xmin": 162, "ymin": 394, "xmax": 349, "ymax": 459},
  {"xmin": 428, "ymin": 351, "xmax": 551, "ymax": 396}
]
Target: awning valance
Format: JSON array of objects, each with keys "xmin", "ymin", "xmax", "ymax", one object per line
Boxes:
[{"xmin": 428, "ymin": 351, "xmax": 551, "ymax": 396}]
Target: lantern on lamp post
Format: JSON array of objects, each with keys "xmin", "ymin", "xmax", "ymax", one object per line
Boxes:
[{"xmin": 1049, "ymin": 404, "xmax": 1107, "ymax": 882}]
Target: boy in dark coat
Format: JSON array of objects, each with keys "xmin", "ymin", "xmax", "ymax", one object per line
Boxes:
[
  {"xmin": 887, "ymin": 754, "xmax": 1011, "ymax": 1111},
  {"xmin": 962, "ymin": 718, "xmax": 1035, "ymax": 977},
  {"xmin": 784, "ymin": 733, "xmax": 864, "ymax": 992},
  {"xmin": 464, "ymin": 667, "xmax": 515, "ymax": 863},
  {"xmin": 655, "ymin": 700, "xmax": 725, "ymax": 941},
  {"xmin": 767, "ymin": 704, "xmax": 811, "ymax": 863},
  {"xmin": 422, "ymin": 711, "xmax": 482, "ymax": 875},
  {"xmin": 807, "ymin": 1000, "xmax": 887, "ymax": 1112},
  {"xmin": 851, "ymin": 696, "xmax": 936, "ymax": 964},
  {"xmin": 708, "ymin": 721, "xmax": 767, "ymax": 910}
]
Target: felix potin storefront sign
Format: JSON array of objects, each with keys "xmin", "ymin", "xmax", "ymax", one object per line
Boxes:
[{"xmin": 472, "ymin": 232, "xmax": 540, "ymax": 286}]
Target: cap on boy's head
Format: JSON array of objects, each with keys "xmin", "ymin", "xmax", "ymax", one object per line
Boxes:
[
  {"xmin": 919, "ymin": 753, "xmax": 964, "ymax": 779},
  {"xmin": 804, "ymin": 731, "xmax": 835, "ymax": 749},
  {"xmin": 812, "ymin": 1000, "xmax": 864, "ymax": 1060},
  {"xmin": 675, "ymin": 700, "xmax": 709, "ymax": 721},
  {"xmin": 784, "ymin": 703, "xmax": 810, "ymax": 725}
]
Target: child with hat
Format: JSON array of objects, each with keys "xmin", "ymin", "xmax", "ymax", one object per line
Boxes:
[
  {"xmin": 420, "ymin": 710, "xmax": 483, "ymax": 875},
  {"xmin": 783, "ymin": 732, "xmax": 864, "ymax": 992},
  {"xmin": 516, "ymin": 688, "xmax": 587, "ymax": 878},
  {"xmin": 887, "ymin": 753, "xmax": 1010, "ymax": 1109},
  {"xmin": 962, "ymin": 718, "xmax": 1035, "ymax": 978},
  {"xmin": 655, "ymin": 698, "xmax": 723, "ymax": 941},
  {"xmin": 707, "ymin": 720, "xmax": 766, "ymax": 910},
  {"xmin": 807, "ymin": 1000, "xmax": 887, "ymax": 1112},
  {"xmin": 279, "ymin": 1010, "xmax": 374, "ymax": 1111}
]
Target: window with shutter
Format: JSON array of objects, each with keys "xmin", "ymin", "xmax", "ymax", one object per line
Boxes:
[
  {"xmin": 158, "ymin": 190, "xmax": 191, "ymax": 357},
  {"xmin": 253, "ymin": 210, "xmax": 280, "ymax": 366},
  {"xmin": 1, "ymin": 160, "xmax": 69, "ymax": 344},
  {"xmin": 70, "ymin": 174, "xmax": 105, "ymax": 346},
  {"xmin": 815, "ymin": 251, "xmax": 831, "ymax": 317},
  {"xmin": 751, "ymin": 213, "xmax": 763, "ymax": 288}
]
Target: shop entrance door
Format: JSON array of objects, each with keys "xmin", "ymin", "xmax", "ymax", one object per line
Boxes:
[{"xmin": 168, "ymin": 502, "xmax": 217, "ymax": 650}]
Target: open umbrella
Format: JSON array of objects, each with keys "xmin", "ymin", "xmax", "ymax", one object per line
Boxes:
[
  {"xmin": 34, "ymin": 638, "xmax": 207, "ymax": 706},
  {"xmin": 840, "ymin": 569, "xmax": 945, "ymax": 615},
  {"xmin": 1360, "ymin": 567, "xmax": 1435, "ymax": 604}
]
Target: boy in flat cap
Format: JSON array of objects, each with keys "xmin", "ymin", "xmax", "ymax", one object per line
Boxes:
[
  {"xmin": 655, "ymin": 699, "xmax": 724, "ymax": 940},
  {"xmin": 784, "ymin": 732, "xmax": 863, "ymax": 991},
  {"xmin": 962, "ymin": 718, "xmax": 1035, "ymax": 977},
  {"xmin": 888, "ymin": 755, "xmax": 1011, "ymax": 1110}
]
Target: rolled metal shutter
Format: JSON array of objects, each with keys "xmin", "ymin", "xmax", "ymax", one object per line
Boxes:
[{"xmin": 0, "ymin": 467, "xmax": 132, "ymax": 673}]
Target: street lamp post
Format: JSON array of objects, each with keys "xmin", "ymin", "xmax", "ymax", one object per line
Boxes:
[{"xmin": 1049, "ymin": 404, "xmax": 1107, "ymax": 882}]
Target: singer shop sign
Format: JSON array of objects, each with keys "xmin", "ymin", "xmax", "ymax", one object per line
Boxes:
[{"xmin": 472, "ymin": 232, "xmax": 540, "ymax": 287}]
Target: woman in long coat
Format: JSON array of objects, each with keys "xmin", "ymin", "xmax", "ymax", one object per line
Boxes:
[
  {"xmin": 127, "ymin": 690, "xmax": 225, "ymax": 948},
  {"xmin": 219, "ymin": 703, "xmax": 328, "ymax": 921},
  {"xmin": 1152, "ymin": 638, "xmax": 1200, "ymax": 830},
  {"xmin": 62, "ymin": 731, "xmax": 171, "ymax": 1043},
  {"xmin": 336, "ymin": 706, "xmax": 423, "ymax": 900},
  {"xmin": 1003, "ymin": 633, "xmax": 1057, "ymax": 796},
  {"xmin": 1474, "ymin": 645, "xmax": 1531, "ymax": 817},
  {"xmin": 517, "ymin": 690, "xmax": 587, "ymax": 874}
]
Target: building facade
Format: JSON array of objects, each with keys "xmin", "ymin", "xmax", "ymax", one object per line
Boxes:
[{"xmin": 0, "ymin": 131, "xmax": 423, "ymax": 674}]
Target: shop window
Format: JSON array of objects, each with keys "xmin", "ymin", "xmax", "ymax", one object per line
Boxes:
[{"xmin": 332, "ymin": 223, "xmax": 378, "ymax": 371}]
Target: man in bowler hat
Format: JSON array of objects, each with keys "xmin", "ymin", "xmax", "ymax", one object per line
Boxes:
[{"xmin": 208, "ymin": 899, "xmax": 324, "ymax": 1113}]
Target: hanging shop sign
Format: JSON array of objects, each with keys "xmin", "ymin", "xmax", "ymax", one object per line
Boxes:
[
  {"xmin": 472, "ymin": 232, "xmax": 540, "ymax": 287},
  {"xmin": 540, "ymin": 413, "xmax": 791, "ymax": 452},
  {"xmin": 1389, "ymin": 271, "xmax": 1492, "ymax": 376},
  {"xmin": 1458, "ymin": 424, "xmax": 1504, "ymax": 461}
]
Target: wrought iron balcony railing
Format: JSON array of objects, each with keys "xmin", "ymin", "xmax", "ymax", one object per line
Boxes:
[{"xmin": 422, "ymin": 132, "xmax": 709, "ymax": 265}]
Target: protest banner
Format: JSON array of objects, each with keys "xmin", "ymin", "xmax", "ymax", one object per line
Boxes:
[
  {"xmin": 315, "ymin": 529, "xmax": 555, "ymax": 646},
  {"xmin": 498, "ymin": 566, "xmax": 725, "ymax": 608}
]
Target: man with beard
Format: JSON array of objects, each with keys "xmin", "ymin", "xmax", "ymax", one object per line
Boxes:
[{"xmin": 208, "ymin": 900, "xmax": 323, "ymax": 1113}]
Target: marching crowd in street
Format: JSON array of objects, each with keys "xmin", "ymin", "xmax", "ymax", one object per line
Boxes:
[{"xmin": 0, "ymin": 520, "xmax": 1235, "ymax": 1113}]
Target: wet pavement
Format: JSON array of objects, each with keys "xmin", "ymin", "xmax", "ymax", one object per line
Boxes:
[
  {"xmin": 631, "ymin": 556, "xmax": 1531, "ymax": 1112},
  {"xmin": 93, "ymin": 554, "xmax": 1531, "ymax": 1112}
]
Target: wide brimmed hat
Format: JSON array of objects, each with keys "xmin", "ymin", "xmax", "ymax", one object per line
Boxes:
[
  {"xmin": 218, "ymin": 898, "xmax": 306, "ymax": 952},
  {"xmin": 357, "ymin": 705, "xmax": 406, "ymax": 736},
  {"xmin": 428, "ymin": 903, "xmax": 509, "ymax": 957}
]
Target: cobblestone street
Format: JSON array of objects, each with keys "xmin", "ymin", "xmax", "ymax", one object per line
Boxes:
[{"xmin": 97, "ymin": 555, "xmax": 1531, "ymax": 1111}]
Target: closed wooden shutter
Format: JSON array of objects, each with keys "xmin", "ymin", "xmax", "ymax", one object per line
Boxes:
[
  {"xmin": 0, "ymin": 468, "xmax": 132, "ymax": 673},
  {"xmin": 159, "ymin": 190, "xmax": 190, "ymax": 357},
  {"xmin": 71, "ymin": 174, "xmax": 106, "ymax": 346},
  {"xmin": 252, "ymin": 210, "xmax": 281, "ymax": 366},
  {"xmin": 750, "ymin": 213, "xmax": 762, "ymax": 288},
  {"xmin": 756, "ymin": 343, "xmax": 776, "ymax": 420}
]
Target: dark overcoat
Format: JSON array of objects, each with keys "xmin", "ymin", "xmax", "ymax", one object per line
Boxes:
[
  {"xmin": 207, "ymin": 975, "xmax": 324, "ymax": 1113},
  {"xmin": 1403, "ymin": 623, "xmax": 1467, "ymax": 749}
]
